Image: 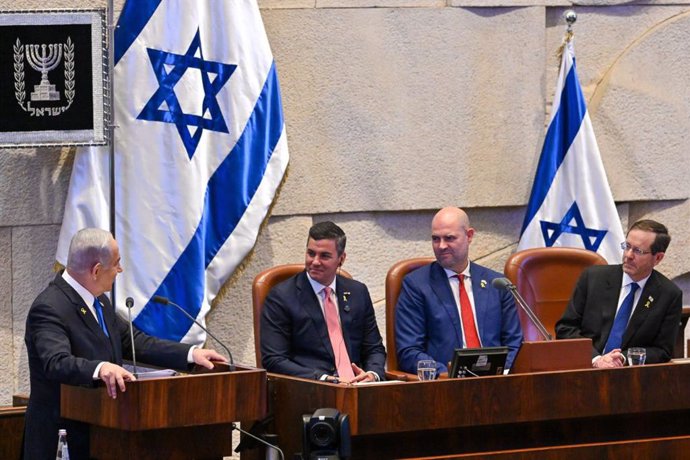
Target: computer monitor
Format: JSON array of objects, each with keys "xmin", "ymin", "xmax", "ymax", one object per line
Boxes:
[{"xmin": 448, "ymin": 346, "xmax": 508, "ymax": 378}]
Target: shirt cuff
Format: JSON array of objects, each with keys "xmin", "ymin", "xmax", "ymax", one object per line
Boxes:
[
  {"xmin": 93, "ymin": 361, "xmax": 105, "ymax": 379},
  {"xmin": 187, "ymin": 345, "xmax": 197, "ymax": 363}
]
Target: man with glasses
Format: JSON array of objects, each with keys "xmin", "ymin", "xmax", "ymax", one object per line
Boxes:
[{"xmin": 556, "ymin": 220, "xmax": 682, "ymax": 367}]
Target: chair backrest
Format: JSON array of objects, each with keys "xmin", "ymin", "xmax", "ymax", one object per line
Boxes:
[
  {"xmin": 385, "ymin": 257, "xmax": 435, "ymax": 373},
  {"xmin": 504, "ymin": 247, "xmax": 607, "ymax": 341},
  {"xmin": 251, "ymin": 263, "xmax": 352, "ymax": 366}
]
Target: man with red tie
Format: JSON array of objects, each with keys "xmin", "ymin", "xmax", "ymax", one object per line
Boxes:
[
  {"xmin": 261, "ymin": 221, "xmax": 385, "ymax": 383},
  {"xmin": 395, "ymin": 207, "xmax": 523, "ymax": 375}
]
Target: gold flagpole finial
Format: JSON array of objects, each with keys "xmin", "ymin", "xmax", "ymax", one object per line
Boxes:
[{"xmin": 557, "ymin": 10, "xmax": 577, "ymax": 61}]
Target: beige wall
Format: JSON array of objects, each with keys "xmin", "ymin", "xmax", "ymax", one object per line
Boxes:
[{"xmin": 2, "ymin": 1, "xmax": 690, "ymax": 410}]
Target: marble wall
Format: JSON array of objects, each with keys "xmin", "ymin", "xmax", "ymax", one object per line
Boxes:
[{"xmin": 1, "ymin": 1, "xmax": 689, "ymax": 411}]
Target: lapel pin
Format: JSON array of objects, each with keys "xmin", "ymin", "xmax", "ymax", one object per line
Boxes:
[
  {"xmin": 342, "ymin": 291, "xmax": 350, "ymax": 302},
  {"xmin": 80, "ymin": 307, "xmax": 87, "ymax": 315},
  {"xmin": 644, "ymin": 296, "xmax": 654, "ymax": 309},
  {"xmin": 480, "ymin": 280, "xmax": 487, "ymax": 288}
]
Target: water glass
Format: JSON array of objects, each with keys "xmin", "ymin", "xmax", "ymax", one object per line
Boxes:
[
  {"xmin": 627, "ymin": 347, "xmax": 646, "ymax": 366},
  {"xmin": 417, "ymin": 359, "xmax": 437, "ymax": 381}
]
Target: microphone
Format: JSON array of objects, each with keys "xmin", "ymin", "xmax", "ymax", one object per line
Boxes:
[
  {"xmin": 151, "ymin": 295, "xmax": 235, "ymax": 367},
  {"xmin": 491, "ymin": 278, "xmax": 553, "ymax": 341},
  {"xmin": 232, "ymin": 423, "xmax": 284, "ymax": 460},
  {"xmin": 125, "ymin": 297, "xmax": 139, "ymax": 377}
]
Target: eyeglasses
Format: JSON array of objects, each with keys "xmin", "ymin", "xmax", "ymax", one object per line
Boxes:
[{"xmin": 620, "ymin": 242, "xmax": 652, "ymax": 256}]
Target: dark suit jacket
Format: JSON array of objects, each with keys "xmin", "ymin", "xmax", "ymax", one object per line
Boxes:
[
  {"xmin": 23, "ymin": 273, "xmax": 192, "ymax": 460},
  {"xmin": 395, "ymin": 261, "xmax": 523, "ymax": 374},
  {"xmin": 260, "ymin": 271, "xmax": 386, "ymax": 379},
  {"xmin": 555, "ymin": 264, "xmax": 682, "ymax": 363}
]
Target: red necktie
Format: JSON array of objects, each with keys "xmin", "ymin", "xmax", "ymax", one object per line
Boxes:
[
  {"xmin": 322, "ymin": 287, "xmax": 355, "ymax": 380},
  {"xmin": 458, "ymin": 275, "xmax": 481, "ymax": 348}
]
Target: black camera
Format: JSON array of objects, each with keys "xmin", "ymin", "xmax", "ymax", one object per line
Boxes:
[{"xmin": 301, "ymin": 408, "xmax": 351, "ymax": 460}]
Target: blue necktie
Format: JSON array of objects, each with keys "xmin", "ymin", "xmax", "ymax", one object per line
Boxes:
[
  {"xmin": 604, "ymin": 282, "xmax": 639, "ymax": 353},
  {"xmin": 93, "ymin": 298, "xmax": 110, "ymax": 337}
]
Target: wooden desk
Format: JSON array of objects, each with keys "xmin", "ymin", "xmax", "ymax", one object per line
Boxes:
[
  {"xmin": 405, "ymin": 435, "xmax": 690, "ymax": 459},
  {"xmin": 269, "ymin": 362, "xmax": 690, "ymax": 458},
  {"xmin": 0, "ymin": 406, "xmax": 26, "ymax": 460}
]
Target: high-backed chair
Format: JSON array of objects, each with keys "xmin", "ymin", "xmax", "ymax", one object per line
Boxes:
[
  {"xmin": 385, "ymin": 257, "xmax": 435, "ymax": 379},
  {"xmin": 504, "ymin": 247, "xmax": 607, "ymax": 341},
  {"xmin": 251, "ymin": 264, "xmax": 352, "ymax": 367}
]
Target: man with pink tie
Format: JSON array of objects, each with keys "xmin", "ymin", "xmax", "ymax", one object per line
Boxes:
[{"xmin": 260, "ymin": 221, "xmax": 385, "ymax": 383}]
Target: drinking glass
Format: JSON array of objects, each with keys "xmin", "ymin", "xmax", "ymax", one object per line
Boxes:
[
  {"xmin": 417, "ymin": 360, "xmax": 437, "ymax": 381},
  {"xmin": 627, "ymin": 347, "xmax": 646, "ymax": 366}
]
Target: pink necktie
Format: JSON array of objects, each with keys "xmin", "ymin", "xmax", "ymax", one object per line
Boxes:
[
  {"xmin": 322, "ymin": 287, "xmax": 355, "ymax": 380},
  {"xmin": 458, "ymin": 275, "xmax": 481, "ymax": 348}
]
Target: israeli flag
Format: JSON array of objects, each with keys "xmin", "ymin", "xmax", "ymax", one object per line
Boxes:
[
  {"xmin": 518, "ymin": 39, "xmax": 623, "ymax": 264},
  {"xmin": 56, "ymin": 0, "xmax": 289, "ymax": 343}
]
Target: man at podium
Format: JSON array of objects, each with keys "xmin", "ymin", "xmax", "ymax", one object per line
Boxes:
[
  {"xmin": 395, "ymin": 207, "xmax": 523, "ymax": 374},
  {"xmin": 260, "ymin": 221, "xmax": 386, "ymax": 383},
  {"xmin": 556, "ymin": 219, "xmax": 682, "ymax": 368},
  {"xmin": 23, "ymin": 228, "xmax": 227, "ymax": 460}
]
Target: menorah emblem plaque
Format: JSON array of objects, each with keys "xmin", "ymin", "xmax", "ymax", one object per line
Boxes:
[
  {"xmin": 26, "ymin": 43, "xmax": 62, "ymax": 101},
  {"xmin": 13, "ymin": 37, "xmax": 76, "ymax": 117},
  {"xmin": 0, "ymin": 8, "xmax": 107, "ymax": 147}
]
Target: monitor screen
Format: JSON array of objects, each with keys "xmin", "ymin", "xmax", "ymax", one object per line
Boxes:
[{"xmin": 448, "ymin": 346, "xmax": 508, "ymax": 378}]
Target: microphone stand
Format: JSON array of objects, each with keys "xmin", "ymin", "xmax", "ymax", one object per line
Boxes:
[
  {"xmin": 125, "ymin": 297, "xmax": 139, "ymax": 377},
  {"xmin": 492, "ymin": 278, "xmax": 553, "ymax": 341},
  {"xmin": 152, "ymin": 295, "xmax": 235, "ymax": 368},
  {"xmin": 506, "ymin": 284, "xmax": 553, "ymax": 341},
  {"xmin": 232, "ymin": 423, "xmax": 284, "ymax": 460}
]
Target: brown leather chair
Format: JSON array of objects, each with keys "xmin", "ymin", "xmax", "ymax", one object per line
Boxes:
[
  {"xmin": 385, "ymin": 257, "xmax": 435, "ymax": 379},
  {"xmin": 251, "ymin": 264, "xmax": 352, "ymax": 367},
  {"xmin": 504, "ymin": 247, "xmax": 607, "ymax": 341}
]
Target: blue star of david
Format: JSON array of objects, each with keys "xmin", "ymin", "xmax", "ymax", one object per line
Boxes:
[
  {"xmin": 137, "ymin": 30, "xmax": 236, "ymax": 159},
  {"xmin": 540, "ymin": 202, "xmax": 608, "ymax": 251}
]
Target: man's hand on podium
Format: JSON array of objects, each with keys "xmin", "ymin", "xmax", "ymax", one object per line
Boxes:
[
  {"xmin": 348, "ymin": 363, "xmax": 377, "ymax": 384},
  {"xmin": 192, "ymin": 348, "xmax": 228, "ymax": 369},
  {"xmin": 99, "ymin": 362, "xmax": 137, "ymax": 399}
]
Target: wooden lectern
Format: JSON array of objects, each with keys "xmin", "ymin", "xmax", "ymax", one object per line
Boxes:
[
  {"xmin": 61, "ymin": 364, "xmax": 266, "ymax": 460},
  {"xmin": 509, "ymin": 338, "xmax": 592, "ymax": 374}
]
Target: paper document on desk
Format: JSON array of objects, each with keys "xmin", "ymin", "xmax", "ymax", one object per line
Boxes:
[
  {"xmin": 123, "ymin": 364, "xmax": 179, "ymax": 380},
  {"xmin": 354, "ymin": 379, "xmax": 405, "ymax": 386}
]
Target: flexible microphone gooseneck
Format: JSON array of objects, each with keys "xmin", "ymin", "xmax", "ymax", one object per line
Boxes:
[
  {"xmin": 231, "ymin": 423, "xmax": 284, "ymax": 460},
  {"xmin": 492, "ymin": 277, "xmax": 553, "ymax": 341},
  {"xmin": 151, "ymin": 295, "xmax": 235, "ymax": 367},
  {"xmin": 125, "ymin": 297, "xmax": 139, "ymax": 377}
]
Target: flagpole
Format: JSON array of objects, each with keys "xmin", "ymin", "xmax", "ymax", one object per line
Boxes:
[{"xmin": 107, "ymin": 0, "xmax": 117, "ymax": 306}]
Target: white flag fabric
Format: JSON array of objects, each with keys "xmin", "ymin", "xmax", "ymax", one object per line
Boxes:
[
  {"xmin": 518, "ymin": 40, "xmax": 623, "ymax": 264},
  {"xmin": 56, "ymin": 0, "xmax": 289, "ymax": 344}
]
